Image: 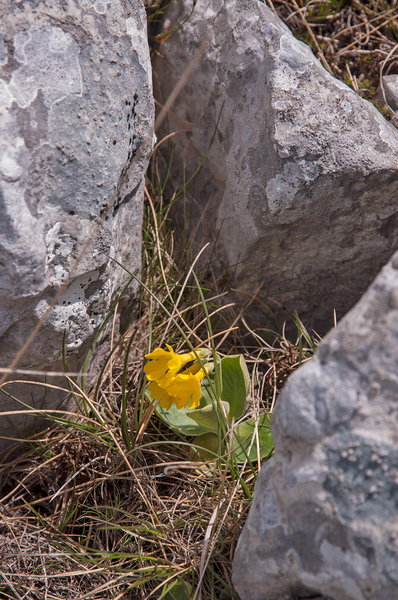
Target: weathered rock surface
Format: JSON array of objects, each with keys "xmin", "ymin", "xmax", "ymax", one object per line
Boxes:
[
  {"xmin": 153, "ymin": 0, "xmax": 398, "ymax": 334},
  {"xmin": 232, "ymin": 249, "xmax": 398, "ymax": 600},
  {"xmin": 376, "ymin": 75, "xmax": 398, "ymax": 113},
  {"xmin": 0, "ymin": 0, "xmax": 154, "ymax": 449}
]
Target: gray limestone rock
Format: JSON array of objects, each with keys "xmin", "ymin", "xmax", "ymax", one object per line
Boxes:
[
  {"xmin": 153, "ymin": 0, "xmax": 398, "ymax": 334},
  {"xmin": 376, "ymin": 75, "xmax": 398, "ymax": 112},
  {"xmin": 0, "ymin": 0, "xmax": 154, "ymax": 450},
  {"xmin": 232, "ymin": 250, "xmax": 398, "ymax": 600}
]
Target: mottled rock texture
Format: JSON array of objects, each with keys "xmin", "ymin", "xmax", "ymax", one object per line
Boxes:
[
  {"xmin": 154, "ymin": 0, "xmax": 398, "ymax": 334},
  {"xmin": 0, "ymin": 0, "xmax": 154, "ymax": 449},
  {"xmin": 232, "ymin": 250, "xmax": 398, "ymax": 600}
]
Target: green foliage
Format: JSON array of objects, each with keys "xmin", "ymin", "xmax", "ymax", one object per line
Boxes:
[
  {"xmin": 306, "ymin": 0, "xmax": 348, "ymax": 20},
  {"xmin": 358, "ymin": 79, "xmax": 377, "ymax": 96},
  {"xmin": 233, "ymin": 414, "xmax": 274, "ymax": 463},
  {"xmin": 369, "ymin": 99, "xmax": 395, "ymax": 119},
  {"xmin": 188, "ymin": 401, "xmax": 231, "ymax": 434},
  {"xmin": 220, "ymin": 355, "xmax": 250, "ymax": 421},
  {"xmin": 152, "ymin": 353, "xmax": 274, "ymax": 465},
  {"xmin": 191, "ymin": 432, "xmax": 221, "ymax": 461},
  {"xmin": 155, "ymin": 2, "xmax": 195, "ymax": 42},
  {"xmin": 191, "ymin": 414, "xmax": 274, "ymax": 464},
  {"xmin": 163, "ymin": 579, "xmax": 193, "ymax": 600},
  {"xmin": 154, "ymin": 392, "xmax": 211, "ymax": 436}
]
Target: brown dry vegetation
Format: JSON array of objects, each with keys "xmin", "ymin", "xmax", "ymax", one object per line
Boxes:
[
  {"xmin": 0, "ymin": 169, "xmax": 315, "ymax": 599},
  {"xmin": 269, "ymin": 0, "xmax": 398, "ymax": 118}
]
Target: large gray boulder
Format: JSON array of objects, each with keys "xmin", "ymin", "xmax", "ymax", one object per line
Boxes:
[
  {"xmin": 153, "ymin": 0, "xmax": 398, "ymax": 334},
  {"xmin": 232, "ymin": 249, "xmax": 398, "ymax": 600},
  {"xmin": 0, "ymin": 0, "xmax": 154, "ymax": 449}
]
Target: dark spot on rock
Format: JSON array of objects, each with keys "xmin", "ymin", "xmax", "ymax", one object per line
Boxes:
[
  {"xmin": 0, "ymin": 37, "xmax": 22, "ymax": 83},
  {"xmin": 16, "ymin": 90, "xmax": 49, "ymax": 151},
  {"xmin": 291, "ymin": 585, "xmax": 327, "ymax": 600},
  {"xmin": 113, "ymin": 140, "xmax": 116, "ymax": 145},
  {"xmin": 379, "ymin": 212, "xmax": 398, "ymax": 242},
  {"xmin": 113, "ymin": 181, "xmax": 140, "ymax": 216},
  {"xmin": 0, "ymin": 188, "xmax": 15, "ymax": 239},
  {"xmin": 353, "ymin": 535, "xmax": 376, "ymax": 564}
]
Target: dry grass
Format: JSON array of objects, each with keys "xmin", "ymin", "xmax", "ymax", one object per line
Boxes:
[
  {"xmin": 0, "ymin": 400, "xmax": 248, "ymax": 599},
  {"xmin": 0, "ymin": 158, "xmax": 317, "ymax": 599}
]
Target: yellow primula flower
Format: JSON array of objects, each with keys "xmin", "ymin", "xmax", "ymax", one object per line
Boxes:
[
  {"xmin": 147, "ymin": 380, "xmax": 174, "ymax": 410},
  {"xmin": 145, "ymin": 345, "xmax": 212, "ymax": 410},
  {"xmin": 148, "ymin": 364, "xmax": 209, "ymax": 410},
  {"xmin": 145, "ymin": 344, "xmax": 210, "ymax": 384},
  {"xmin": 144, "ymin": 344, "xmax": 183, "ymax": 381},
  {"xmin": 165, "ymin": 365, "xmax": 209, "ymax": 409}
]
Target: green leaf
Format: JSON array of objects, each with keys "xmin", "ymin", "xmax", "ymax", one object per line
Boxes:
[
  {"xmin": 163, "ymin": 580, "xmax": 193, "ymax": 600},
  {"xmin": 191, "ymin": 414, "xmax": 273, "ymax": 464},
  {"xmin": 149, "ymin": 389, "xmax": 212, "ymax": 437},
  {"xmin": 199, "ymin": 375, "xmax": 217, "ymax": 406},
  {"xmin": 191, "ymin": 432, "xmax": 221, "ymax": 461},
  {"xmin": 220, "ymin": 355, "xmax": 250, "ymax": 421},
  {"xmin": 155, "ymin": 402, "xmax": 208, "ymax": 436},
  {"xmin": 186, "ymin": 401, "xmax": 230, "ymax": 434},
  {"xmin": 232, "ymin": 413, "xmax": 274, "ymax": 464}
]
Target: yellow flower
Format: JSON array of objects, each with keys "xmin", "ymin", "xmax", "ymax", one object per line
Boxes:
[
  {"xmin": 144, "ymin": 344, "xmax": 198, "ymax": 382},
  {"xmin": 165, "ymin": 363, "xmax": 209, "ymax": 409},
  {"xmin": 148, "ymin": 365, "xmax": 208, "ymax": 410},
  {"xmin": 147, "ymin": 380, "xmax": 174, "ymax": 410},
  {"xmin": 145, "ymin": 345, "xmax": 212, "ymax": 410}
]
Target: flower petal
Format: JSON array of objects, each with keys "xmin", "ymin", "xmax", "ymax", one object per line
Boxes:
[
  {"xmin": 144, "ymin": 360, "xmax": 170, "ymax": 381},
  {"xmin": 147, "ymin": 380, "xmax": 167, "ymax": 399},
  {"xmin": 182, "ymin": 362, "xmax": 202, "ymax": 375},
  {"xmin": 166, "ymin": 369, "xmax": 205, "ymax": 410},
  {"xmin": 168, "ymin": 352, "xmax": 195, "ymax": 373},
  {"xmin": 159, "ymin": 394, "xmax": 174, "ymax": 410},
  {"xmin": 145, "ymin": 347, "xmax": 173, "ymax": 360},
  {"xmin": 148, "ymin": 380, "xmax": 174, "ymax": 409},
  {"xmin": 144, "ymin": 346, "xmax": 176, "ymax": 380}
]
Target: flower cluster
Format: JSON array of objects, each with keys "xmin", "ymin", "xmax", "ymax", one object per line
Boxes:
[{"xmin": 144, "ymin": 345, "xmax": 212, "ymax": 410}]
